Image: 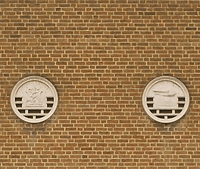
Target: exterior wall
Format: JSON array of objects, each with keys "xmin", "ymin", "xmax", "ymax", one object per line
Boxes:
[{"xmin": 0, "ymin": 0, "xmax": 200, "ymax": 168}]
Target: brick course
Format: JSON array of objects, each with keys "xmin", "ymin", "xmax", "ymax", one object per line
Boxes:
[{"xmin": 1, "ymin": 0, "xmax": 200, "ymax": 168}]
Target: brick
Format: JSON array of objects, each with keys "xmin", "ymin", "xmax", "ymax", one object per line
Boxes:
[{"xmin": 0, "ymin": 0, "xmax": 200, "ymax": 168}]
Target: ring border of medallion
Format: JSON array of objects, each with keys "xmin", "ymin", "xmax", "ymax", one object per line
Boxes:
[
  {"xmin": 142, "ymin": 76, "xmax": 190, "ymax": 123},
  {"xmin": 10, "ymin": 76, "xmax": 58, "ymax": 123}
]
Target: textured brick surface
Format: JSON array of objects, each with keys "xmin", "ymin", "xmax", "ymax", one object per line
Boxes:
[{"xmin": 1, "ymin": 0, "xmax": 200, "ymax": 168}]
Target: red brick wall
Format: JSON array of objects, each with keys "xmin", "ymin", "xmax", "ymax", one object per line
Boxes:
[{"xmin": 0, "ymin": 0, "xmax": 200, "ymax": 168}]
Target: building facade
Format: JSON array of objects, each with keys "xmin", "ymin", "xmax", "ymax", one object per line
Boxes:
[{"xmin": 1, "ymin": 0, "xmax": 200, "ymax": 168}]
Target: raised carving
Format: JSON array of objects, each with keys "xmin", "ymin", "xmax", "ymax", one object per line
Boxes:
[
  {"xmin": 154, "ymin": 90, "xmax": 177, "ymax": 109},
  {"xmin": 25, "ymin": 86, "xmax": 44, "ymax": 107}
]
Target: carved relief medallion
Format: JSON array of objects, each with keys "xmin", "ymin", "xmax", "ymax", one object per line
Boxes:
[
  {"xmin": 11, "ymin": 76, "xmax": 58, "ymax": 123},
  {"xmin": 142, "ymin": 76, "xmax": 190, "ymax": 123}
]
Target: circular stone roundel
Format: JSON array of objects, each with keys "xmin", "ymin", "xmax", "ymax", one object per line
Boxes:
[
  {"xmin": 11, "ymin": 76, "xmax": 58, "ymax": 123},
  {"xmin": 142, "ymin": 76, "xmax": 190, "ymax": 123}
]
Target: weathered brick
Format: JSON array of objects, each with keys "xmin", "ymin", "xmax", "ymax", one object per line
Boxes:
[{"xmin": 0, "ymin": 0, "xmax": 200, "ymax": 168}]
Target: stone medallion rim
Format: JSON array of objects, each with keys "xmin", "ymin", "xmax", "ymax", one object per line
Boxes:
[
  {"xmin": 142, "ymin": 76, "xmax": 190, "ymax": 123},
  {"xmin": 10, "ymin": 76, "xmax": 58, "ymax": 123}
]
